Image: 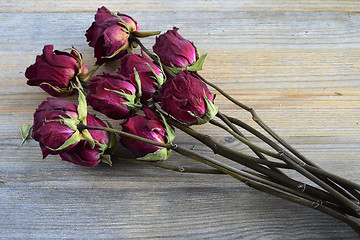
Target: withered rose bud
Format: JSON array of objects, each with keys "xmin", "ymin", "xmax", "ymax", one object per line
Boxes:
[
  {"xmin": 86, "ymin": 72, "xmax": 141, "ymax": 120},
  {"xmin": 25, "ymin": 45, "xmax": 88, "ymax": 97},
  {"xmin": 153, "ymin": 27, "xmax": 198, "ymax": 69},
  {"xmin": 156, "ymin": 70, "xmax": 218, "ymax": 125},
  {"xmin": 117, "ymin": 53, "xmax": 164, "ymax": 104},
  {"xmin": 86, "ymin": 6, "xmax": 160, "ymax": 65},
  {"xmin": 120, "ymin": 109, "xmax": 175, "ymax": 161},
  {"xmin": 32, "ymin": 96, "xmax": 111, "ymax": 167}
]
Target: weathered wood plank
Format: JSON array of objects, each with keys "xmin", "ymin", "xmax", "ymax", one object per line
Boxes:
[
  {"xmin": 1, "ymin": 0, "xmax": 360, "ymax": 13},
  {"xmin": 1, "ymin": 3, "xmax": 360, "ymax": 239}
]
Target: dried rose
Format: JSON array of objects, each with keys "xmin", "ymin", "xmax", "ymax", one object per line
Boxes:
[
  {"xmin": 153, "ymin": 27, "xmax": 198, "ymax": 69},
  {"xmin": 32, "ymin": 92, "xmax": 111, "ymax": 167},
  {"xmin": 86, "ymin": 72, "xmax": 141, "ymax": 120},
  {"xmin": 86, "ymin": 6, "xmax": 160, "ymax": 65},
  {"xmin": 25, "ymin": 45, "xmax": 88, "ymax": 97},
  {"xmin": 120, "ymin": 109, "xmax": 175, "ymax": 161},
  {"xmin": 117, "ymin": 53, "xmax": 164, "ymax": 104},
  {"xmin": 156, "ymin": 70, "xmax": 218, "ymax": 125}
]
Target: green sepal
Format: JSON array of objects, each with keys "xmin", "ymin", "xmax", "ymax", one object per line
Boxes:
[
  {"xmin": 77, "ymin": 89, "xmax": 88, "ymax": 124},
  {"xmin": 133, "ymin": 68, "xmax": 142, "ymax": 99},
  {"xmin": 168, "ymin": 66, "xmax": 184, "ymax": 75},
  {"xmin": 146, "ymin": 63, "xmax": 164, "ymax": 87},
  {"xmin": 158, "ymin": 112, "xmax": 176, "ymax": 143},
  {"xmin": 47, "ymin": 128, "xmax": 95, "ymax": 152},
  {"xmin": 78, "ymin": 65, "xmax": 100, "ymax": 83},
  {"xmin": 94, "ymin": 139, "xmax": 108, "ymax": 154},
  {"xmin": 187, "ymin": 53, "xmax": 207, "ymax": 72},
  {"xmin": 117, "ymin": 18, "xmax": 131, "ymax": 32},
  {"xmin": 104, "ymin": 42, "xmax": 130, "ymax": 59},
  {"xmin": 105, "ymin": 121, "xmax": 117, "ymax": 153},
  {"xmin": 82, "ymin": 129, "xmax": 96, "ymax": 149},
  {"xmin": 101, "ymin": 154, "xmax": 112, "ymax": 166},
  {"xmin": 39, "ymin": 82, "xmax": 72, "ymax": 95},
  {"xmin": 47, "ymin": 130, "xmax": 81, "ymax": 151},
  {"xmin": 132, "ymin": 30, "xmax": 161, "ymax": 38},
  {"xmin": 137, "ymin": 148, "xmax": 171, "ymax": 161},
  {"xmin": 19, "ymin": 123, "xmax": 32, "ymax": 147},
  {"xmin": 105, "ymin": 88, "xmax": 136, "ymax": 103},
  {"xmin": 188, "ymin": 92, "xmax": 218, "ymax": 125},
  {"xmin": 59, "ymin": 115, "xmax": 78, "ymax": 131},
  {"xmin": 104, "ymin": 88, "xmax": 142, "ymax": 112}
]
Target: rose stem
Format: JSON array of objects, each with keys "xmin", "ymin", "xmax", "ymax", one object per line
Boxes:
[
  {"xmin": 161, "ymin": 114, "xmax": 349, "ymax": 209},
  {"xmin": 82, "ymin": 122, "xmax": 359, "ymax": 228},
  {"xmin": 212, "ymin": 114, "xmax": 360, "ymax": 202},
  {"xmin": 209, "ymin": 118, "xmax": 281, "ymax": 159},
  {"xmin": 214, "ymin": 111, "xmax": 287, "ymax": 176},
  {"xmin": 83, "ymin": 123, "xmax": 321, "ymax": 203},
  {"xmin": 194, "ymin": 71, "xmax": 318, "ymax": 168},
  {"xmin": 172, "ymin": 145, "xmax": 360, "ymax": 234},
  {"xmin": 225, "ymin": 114, "xmax": 360, "ymax": 199},
  {"xmin": 83, "ymin": 124, "xmax": 314, "ymax": 200},
  {"xmin": 116, "ymin": 157, "xmax": 224, "ymax": 174},
  {"xmin": 211, "ymin": 114, "xmax": 360, "ymax": 213}
]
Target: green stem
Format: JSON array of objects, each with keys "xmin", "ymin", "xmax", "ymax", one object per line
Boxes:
[
  {"xmin": 225, "ymin": 115, "xmax": 360, "ymax": 200},
  {"xmin": 173, "ymin": 145, "xmax": 360, "ymax": 232},
  {"xmin": 210, "ymin": 118, "xmax": 281, "ymax": 159},
  {"xmin": 195, "ymin": 72, "xmax": 318, "ymax": 168},
  {"xmin": 117, "ymin": 157, "xmax": 223, "ymax": 174},
  {"xmin": 161, "ymin": 114, "xmax": 346, "ymax": 207}
]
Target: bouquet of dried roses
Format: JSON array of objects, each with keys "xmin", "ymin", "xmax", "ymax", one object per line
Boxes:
[{"xmin": 22, "ymin": 6, "xmax": 360, "ymax": 236}]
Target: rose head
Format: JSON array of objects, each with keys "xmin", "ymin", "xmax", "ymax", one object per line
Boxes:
[
  {"xmin": 32, "ymin": 97, "xmax": 111, "ymax": 167},
  {"xmin": 25, "ymin": 45, "xmax": 88, "ymax": 97},
  {"xmin": 153, "ymin": 27, "xmax": 198, "ymax": 69},
  {"xmin": 86, "ymin": 6, "xmax": 139, "ymax": 65},
  {"xmin": 117, "ymin": 53, "xmax": 164, "ymax": 104},
  {"xmin": 120, "ymin": 109, "xmax": 175, "ymax": 161},
  {"xmin": 156, "ymin": 70, "xmax": 218, "ymax": 125},
  {"xmin": 86, "ymin": 72, "xmax": 140, "ymax": 120}
]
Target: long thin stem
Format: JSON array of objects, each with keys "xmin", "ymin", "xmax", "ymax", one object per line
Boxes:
[
  {"xmin": 210, "ymin": 118, "xmax": 281, "ymax": 159},
  {"xmin": 117, "ymin": 157, "xmax": 224, "ymax": 174},
  {"xmin": 225, "ymin": 115, "xmax": 360, "ymax": 200},
  {"xmin": 173, "ymin": 145, "xmax": 360, "ymax": 234},
  {"xmin": 161, "ymin": 114, "xmax": 348, "ymax": 207},
  {"xmin": 81, "ymin": 110, "xmax": 360, "ymax": 233},
  {"xmin": 195, "ymin": 72, "xmax": 318, "ymax": 168}
]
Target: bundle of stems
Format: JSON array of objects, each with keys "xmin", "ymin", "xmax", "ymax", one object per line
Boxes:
[{"xmin": 81, "ymin": 36, "xmax": 360, "ymax": 235}]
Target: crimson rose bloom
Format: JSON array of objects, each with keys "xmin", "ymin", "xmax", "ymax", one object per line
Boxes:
[
  {"xmin": 153, "ymin": 27, "xmax": 198, "ymax": 69},
  {"xmin": 117, "ymin": 53, "xmax": 164, "ymax": 104},
  {"xmin": 25, "ymin": 45, "xmax": 88, "ymax": 97},
  {"xmin": 156, "ymin": 70, "xmax": 217, "ymax": 125},
  {"xmin": 85, "ymin": 6, "xmax": 139, "ymax": 65},
  {"xmin": 32, "ymin": 97, "xmax": 110, "ymax": 167},
  {"xmin": 120, "ymin": 109, "xmax": 174, "ymax": 160},
  {"xmin": 86, "ymin": 72, "xmax": 140, "ymax": 120}
]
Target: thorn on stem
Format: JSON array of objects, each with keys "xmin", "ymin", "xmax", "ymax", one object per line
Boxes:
[
  {"xmin": 297, "ymin": 183, "xmax": 306, "ymax": 192},
  {"xmin": 312, "ymin": 200, "xmax": 323, "ymax": 208}
]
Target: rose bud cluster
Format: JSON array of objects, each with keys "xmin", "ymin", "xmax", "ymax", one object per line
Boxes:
[
  {"xmin": 86, "ymin": 72, "xmax": 141, "ymax": 120},
  {"xmin": 25, "ymin": 45, "xmax": 88, "ymax": 97},
  {"xmin": 86, "ymin": 6, "xmax": 160, "ymax": 65},
  {"xmin": 117, "ymin": 53, "xmax": 164, "ymax": 104},
  {"xmin": 32, "ymin": 93, "xmax": 112, "ymax": 167},
  {"xmin": 120, "ymin": 109, "xmax": 175, "ymax": 161},
  {"xmin": 155, "ymin": 70, "xmax": 218, "ymax": 125}
]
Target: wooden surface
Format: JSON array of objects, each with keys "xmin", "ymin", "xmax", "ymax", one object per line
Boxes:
[{"xmin": 1, "ymin": 1, "xmax": 360, "ymax": 239}]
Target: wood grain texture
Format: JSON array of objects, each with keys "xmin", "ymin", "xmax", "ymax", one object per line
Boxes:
[{"xmin": 1, "ymin": 1, "xmax": 360, "ymax": 239}]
